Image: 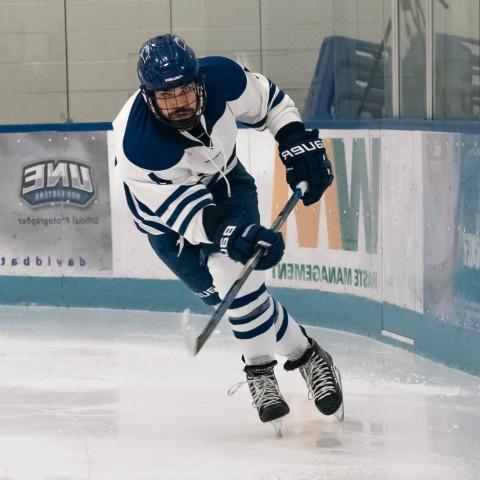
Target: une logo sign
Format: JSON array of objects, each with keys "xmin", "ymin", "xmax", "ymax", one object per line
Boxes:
[{"xmin": 20, "ymin": 159, "xmax": 95, "ymax": 208}]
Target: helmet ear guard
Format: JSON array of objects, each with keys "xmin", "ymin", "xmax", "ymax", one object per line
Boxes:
[{"xmin": 140, "ymin": 87, "xmax": 161, "ymax": 120}]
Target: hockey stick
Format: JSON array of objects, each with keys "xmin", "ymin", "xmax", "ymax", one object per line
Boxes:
[{"xmin": 183, "ymin": 181, "xmax": 308, "ymax": 355}]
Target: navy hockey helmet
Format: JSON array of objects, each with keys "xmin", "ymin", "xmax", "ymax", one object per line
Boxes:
[{"xmin": 137, "ymin": 34, "xmax": 206, "ymax": 130}]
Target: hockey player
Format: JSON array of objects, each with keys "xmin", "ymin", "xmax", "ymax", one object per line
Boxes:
[{"xmin": 112, "ymin": 34, "xmax": 343, "ymax": 425}]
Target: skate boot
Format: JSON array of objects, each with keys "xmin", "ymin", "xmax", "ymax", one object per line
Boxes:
[
  {"xmin": 284, "ymin": 337, "xmax": 343, "ymax": 418},
  {"xmin": 229, "ymin": 360, "xmax": 290, "ymax": 423}
]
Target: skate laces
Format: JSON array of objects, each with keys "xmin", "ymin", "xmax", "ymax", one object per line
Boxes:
[
  {"xmin": 227, "ymin": 374, "xmax": 282, "ymax": 410},
  {"xmin": 227, "ymin": 380, "xmax": 247, "ymax": 397},
  {"xmin": 301, "ymin": 354, "xmax": 336, "ymax": 402}
]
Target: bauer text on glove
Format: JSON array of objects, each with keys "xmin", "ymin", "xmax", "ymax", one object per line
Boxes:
[{"xmin": 277, "ymin": 128, "xmax": 334, "ymax": 206}]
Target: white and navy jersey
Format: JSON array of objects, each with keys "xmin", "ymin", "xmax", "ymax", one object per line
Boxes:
[{"xmin": 112, "ymin": 56, "xmax": 302, "ymax": 245}]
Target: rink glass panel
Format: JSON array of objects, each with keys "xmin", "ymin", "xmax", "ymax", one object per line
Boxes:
[
  {"xmin": 1, "ymin": 0, "xmax": 480, "ymax": 122},
  {"xmin": 0, "ymin": 0, "xmax": 68, "ymax": 124},
  {"xmin": 64, "ymin": 0, "xmax": 171, "ymax": 123},
  {"xmin": 433, "ymin": 0, "xmax": 480, "ymax": 120}
]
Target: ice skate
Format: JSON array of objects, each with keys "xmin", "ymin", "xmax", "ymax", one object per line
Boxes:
[
  {"xmin": 284, "ymin": 336, "xmax": 343, "ymax": 419},
  {"xmin": 228, "ymin": 360, "xmax": 290, "ymax": 431}
]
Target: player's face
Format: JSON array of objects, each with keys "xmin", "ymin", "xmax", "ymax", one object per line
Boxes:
[{"xmin": 154, "ymin": 82, "xmax": 198, "ymax": 121}]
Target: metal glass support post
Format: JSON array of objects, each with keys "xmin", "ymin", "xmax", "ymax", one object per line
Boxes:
[
  {"xmin": 425, "ymin": 0, "xmax": 434, "ymax": 119},
  {"xmin": 259, "ymin": 0, "xmax": 264, "ymax": 74},
  {"xmin": 63, "ymin": 0, "xmax": 71, "ymax": 122},
  {"xmin": 391, "ymin": 0, "xmax": 400, "ymax": 117}
]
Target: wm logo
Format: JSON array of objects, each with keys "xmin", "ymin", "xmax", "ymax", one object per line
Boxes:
[{"xmin": 272, "ymin": 136, "xmax": 380, "ymax": 254}]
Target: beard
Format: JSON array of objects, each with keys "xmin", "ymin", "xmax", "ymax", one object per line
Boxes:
[{"xmin": 171, "ymin": 107, "xmax": 195, "ymax": 120}]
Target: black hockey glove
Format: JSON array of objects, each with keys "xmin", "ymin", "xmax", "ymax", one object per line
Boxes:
[
  {"xmin": 214, "ymin": 221, "xmax": 285, "ymax": 270},
  {"xmin": 278, "ymin": 128, "xmax": 334, "ymax": 206}
]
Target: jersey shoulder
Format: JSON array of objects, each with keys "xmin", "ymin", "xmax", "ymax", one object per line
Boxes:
[
  {"xmin": 118, "ymin": 92, "xmax": 197, "ymax": 171},
  {"xmin": 200, "ymin": 56, "xmax": 247, "ymax": 102}
]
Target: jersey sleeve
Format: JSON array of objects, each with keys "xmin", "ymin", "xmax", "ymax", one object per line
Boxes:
[
  {"xmin": 122, "ymin": 175, "xmax": 214, "ymax": 245},
  {"xmin": 228, "ymin": 68, "xmax": 303, "ymax": 137}
]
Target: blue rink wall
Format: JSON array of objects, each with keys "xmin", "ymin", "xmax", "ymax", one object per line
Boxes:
[{"xmin": 0, "ymin": 121, "xmax": 479, "ymax": 376}]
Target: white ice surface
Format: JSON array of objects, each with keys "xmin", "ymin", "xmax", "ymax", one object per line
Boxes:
[{"xmin": 0, "ymin": 305, "xmax": 478, "ymax": 480}]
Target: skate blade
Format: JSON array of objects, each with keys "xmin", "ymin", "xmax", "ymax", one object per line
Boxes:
[
  {"xmin": 334, "ymin": 401, "xmax": 345, "ymax": 422},
  {"xmin": 334, "ymin": 366, "xmax": 345, "ymax": 422},
  {"xmin": 269, "ymin": 419, "xmax": 284, "ymax": 438},
  {"xmin": 181, "ymin": 309, "xmax": 198, "ymax": 356}
]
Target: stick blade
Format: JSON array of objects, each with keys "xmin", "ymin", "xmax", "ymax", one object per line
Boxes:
[{"xmin": 181, "ymin": 309, "xmax": 200, "ymax": 356}]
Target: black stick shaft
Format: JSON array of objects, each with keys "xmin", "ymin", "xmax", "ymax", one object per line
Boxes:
[{"xmin": 192, "ymin": 182, "xmax": 306, "ymax": 354}]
